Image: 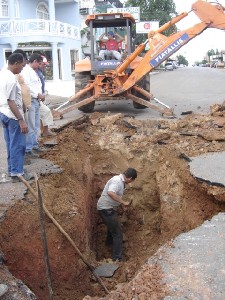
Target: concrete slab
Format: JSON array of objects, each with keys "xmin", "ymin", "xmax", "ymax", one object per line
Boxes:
[
  {"xmin": 159, "ymin": 213, "xmax": 225, "ymax": 299},
  {"xmin": 189, "ymin": 151, "xmax": 225, "ymax": 187}
]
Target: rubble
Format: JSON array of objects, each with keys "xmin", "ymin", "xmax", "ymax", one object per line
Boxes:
[{"xmin": 1, "ymin": 107, "xmax": 225, "ymax": 299}]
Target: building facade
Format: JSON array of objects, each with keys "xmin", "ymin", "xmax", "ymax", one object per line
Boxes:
[{"xmin": 0, "ymin": 0, "xmax": 81, "ymax": 80}]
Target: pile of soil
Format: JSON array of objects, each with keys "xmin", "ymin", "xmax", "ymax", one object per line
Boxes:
[{"xmin": 1, "ymin": 107, "xmax": 225, "ymax": 300}]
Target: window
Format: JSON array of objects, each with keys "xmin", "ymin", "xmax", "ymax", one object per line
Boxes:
[
  {"xmin": 36, "ymin": 2, "xmax": 49, "ymax": 20},
  {"xmin": 15, "ymin": 0, "xmax": 19, "ymax": 18},
  {"xmin": 70, "ymin": 50, "xmax": 79, "ymax": 73},
  {"xmin": 0, "ymin": 0, "xmax": 8, "ymax": 17},
  {"xmin": 0, "ymin": 0, "xmax": 19, "ymax": 18}
]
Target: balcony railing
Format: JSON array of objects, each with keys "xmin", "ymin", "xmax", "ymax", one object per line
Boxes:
[{"xmin": 0, "ymin": 19, "xmax": 80, "ymax": 40}]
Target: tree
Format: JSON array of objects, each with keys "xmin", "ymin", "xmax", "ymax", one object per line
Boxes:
[
  {"xmin": 177, "ymin": 54, "xmax": 188, "ymax": 66},
  {"xmin": 207, "ymin": 49, "xmax": 215, "ymax": 63},
  {"xmin": 125, "ymin": 0, "xmax": 177, "ymax": 45}
]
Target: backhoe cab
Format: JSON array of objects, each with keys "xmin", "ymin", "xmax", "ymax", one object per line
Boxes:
[
  {"xmin": 85, "ymin": 13, "xmax": 135, "ymax": 75},
  {"xmin": 53, "ymin": 0, "xmax": 225, "ymax": 118}
]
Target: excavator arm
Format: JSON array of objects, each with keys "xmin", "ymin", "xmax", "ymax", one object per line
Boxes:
[{"xmin": 116, "ymin": 0, "xmax": 225, "ymax": 94}]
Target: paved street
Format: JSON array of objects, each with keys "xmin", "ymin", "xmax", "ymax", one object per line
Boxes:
[{"xmin": 150, "ymin": 66, "xmax": 225, "ymax": 117}]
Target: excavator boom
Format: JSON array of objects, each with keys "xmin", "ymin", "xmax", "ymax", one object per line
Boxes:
[{"xmin": 117, "ymin": 0, "xmax": 225, "ymax": 93}]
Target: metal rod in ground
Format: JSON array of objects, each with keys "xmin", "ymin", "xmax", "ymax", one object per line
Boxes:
[
  {"xmin": 18, "ymin": 175, "xmax": 109, "ymax": 295},
  {"xmin": 35, "ymin": 174, "xmax": 54, "ymax": 300}
]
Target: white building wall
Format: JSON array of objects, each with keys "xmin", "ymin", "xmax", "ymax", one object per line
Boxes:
[{"xmin": 0, "ymin": 0, "xmax": 81, "ymax": 80}]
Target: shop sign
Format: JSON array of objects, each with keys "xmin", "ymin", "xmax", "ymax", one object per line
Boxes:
[
  {"xmin": 107, "ymin": 7, "xmax": 140, "ymax": 22},
  {"xmin": 79, "ymin": 7, "xmax": 89, "ymax": 15},
  {"xmin": 136, "ymin": 21, "xmax": 159, "ymax": 34}
]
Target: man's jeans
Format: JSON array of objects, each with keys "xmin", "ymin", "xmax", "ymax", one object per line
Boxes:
[
  {"xmin": 0, "ymin": 112, "xmax": 26, "ymax": 176},
  {"xmin": 99, "ymin": 209, "xmax": 123, "ymax": 260},
  {"xmin": 26, "ymin": 99, "xmax": 40, "ymax": 152}
]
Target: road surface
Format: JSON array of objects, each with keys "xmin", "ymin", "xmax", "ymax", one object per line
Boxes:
[{"xmin": 150, "ymin": 66, "xmax": 225, "ymax": 117}]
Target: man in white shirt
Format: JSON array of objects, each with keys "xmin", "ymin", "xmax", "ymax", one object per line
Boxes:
[
  {"xmin": 21, "ymin": 53, "xmax": 44, "ymax": 157},
  {"xmin": 97, "ymin": 168, "xmax": 137, "ymax": 261},
  {"xmin": 0, "ymin": 53, "xmax": 29, "ymax": 182},
  {"xmin": 37, "ymin": 56, "xmax": 55, "ymax": 137}
]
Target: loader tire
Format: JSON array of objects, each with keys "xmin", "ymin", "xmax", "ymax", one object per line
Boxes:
[
  {"xmin": 75, "ymin": 71, "xmax": 95, "ymax": 113},
  {"xmin": 132, "ymin": 75, "xmax": 150, "ymax": 109}
]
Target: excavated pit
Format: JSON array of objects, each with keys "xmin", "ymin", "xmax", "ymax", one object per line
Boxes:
[{"xmin": 1, "ymin": 111, "xmax": 225, "ymax": 300}]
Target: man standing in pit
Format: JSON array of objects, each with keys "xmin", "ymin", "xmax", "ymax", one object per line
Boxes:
[{"xmin": 97, "ymin": 168, "xmax": 137, "ymax": 261}]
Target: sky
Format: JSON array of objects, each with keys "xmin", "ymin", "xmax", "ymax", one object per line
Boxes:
[{"xmin": 169, "ymin": 0, "xmax": 225, "ymax": 64}]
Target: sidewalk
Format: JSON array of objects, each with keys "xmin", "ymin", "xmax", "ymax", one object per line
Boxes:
[{"xmin": 45, "ymin": 79, "xmax": 75, "ymax": 103}]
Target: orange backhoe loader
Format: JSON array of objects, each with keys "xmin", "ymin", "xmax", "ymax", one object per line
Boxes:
[{"xmin": 53, "ymin": 0, "xmax": 225, "ymax": 119}]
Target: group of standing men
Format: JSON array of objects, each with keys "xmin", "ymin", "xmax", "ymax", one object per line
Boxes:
[{"xmin": 0, "ymin": 50, "xmax": 54, "ymax": 183}]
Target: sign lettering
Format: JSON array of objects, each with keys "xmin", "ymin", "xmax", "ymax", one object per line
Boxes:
[
  {"xmin": 150, "ymin": 33, "xmax": 190, "ymax": 67},
  {"xmin": 107, "ymin": 7, "xmax": 140, "ymax": 22}
]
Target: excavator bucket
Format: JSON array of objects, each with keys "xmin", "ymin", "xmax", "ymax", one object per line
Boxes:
[{"xmin": 192, "ymin": 1, "xmax": 225, "ymax": 30}]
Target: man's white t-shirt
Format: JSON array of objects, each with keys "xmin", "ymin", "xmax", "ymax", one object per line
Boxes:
[
  {"xmin": 0, "ymin": 69, "xmax": 23, "ymax": 119},
  {"xmin": 21, "ymin": 64, "xmax": 42, "ymax": 99},
  {"xmin": 97, "ymin": 174, "xmax": 125, "ymax": 210}
]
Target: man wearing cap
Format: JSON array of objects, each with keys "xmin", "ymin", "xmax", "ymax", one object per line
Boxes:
[{"xmin": 99, "ymin": 31, "xmax": 124, "ymax": 60}]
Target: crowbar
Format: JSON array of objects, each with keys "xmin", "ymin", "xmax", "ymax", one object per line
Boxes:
[{"xmin": 35, "ymin": 174, "xmax": 54, "ymax": 300}]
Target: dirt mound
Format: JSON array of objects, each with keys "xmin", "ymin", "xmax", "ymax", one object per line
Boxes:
[{"xmin": 0, "ymin": 110, "xmax": 225, "ymax": 299}]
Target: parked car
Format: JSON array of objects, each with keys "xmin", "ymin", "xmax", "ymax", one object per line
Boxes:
[{"xmin": 165, "ymin": 62, "xmax": 174, "ymax": 71}]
